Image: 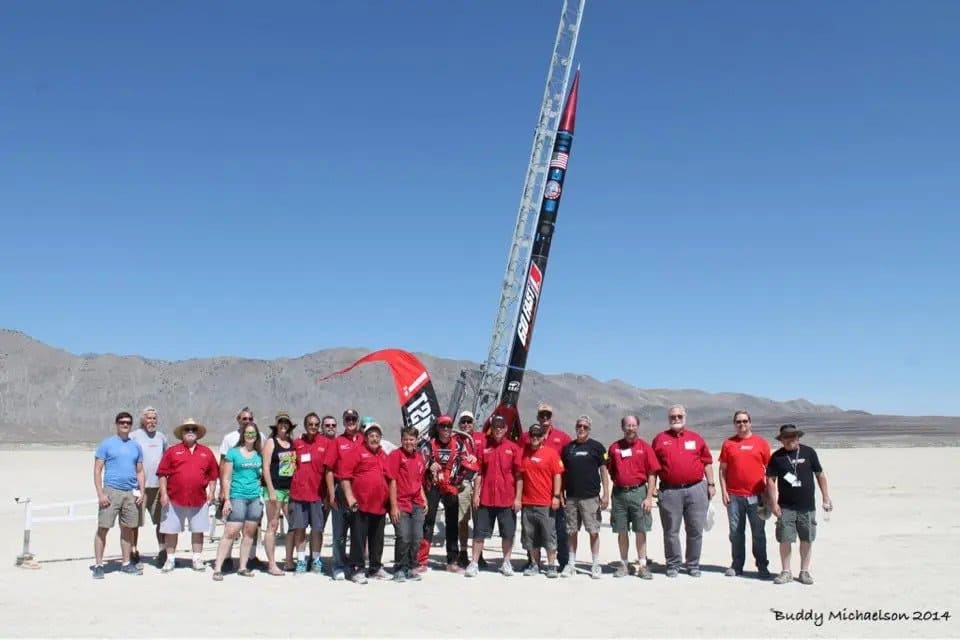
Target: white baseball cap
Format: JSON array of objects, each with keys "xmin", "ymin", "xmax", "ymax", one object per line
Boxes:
[{"xmin": 457, "ymin": 410, "xmax": 475, "ymax": 422}]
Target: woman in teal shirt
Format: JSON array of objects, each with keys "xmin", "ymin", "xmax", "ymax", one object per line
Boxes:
[{"xmin": 212, "ymin": 427, "xmax": 263, "ymax": 580}]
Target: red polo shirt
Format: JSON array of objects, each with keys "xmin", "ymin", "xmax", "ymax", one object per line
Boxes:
[
  {"xmin": 386, "ymin": 448, "xmax": 427, "ymax": 513},
  {"xmin": 343, "ymin": 444, "xmax": 389, "ymax": 515},
  {"xmin": 719, "ymin": 433, "xmax": 771, "ymax": 496},
  {"xmin": 323, "ymin": 431, "xmax": 362, "ymax": 480},
  {"xmin": 652, "ymin": 428, "xmax": 713, "ymax": 486},
  {"xmin": 519, "ymin": 425, "xmax": 572, "ymax": 455},
  {"xmin": 606, "ymin": 437, "xmax": 660, "ymax": 487},
  {"xmin": 290, "ymin": 435, "xmax": 330, "ymax": 502},
  {"xmin": 156, "ymin": 443, "xmax": 218, "ymax": 507},
  {"xmin": 520, "ymin": 445, "xmax": 564, "ymax": 507},
  {"xmin": 478, "ymin": 437, "xmax": 522, "ymax": 508}
]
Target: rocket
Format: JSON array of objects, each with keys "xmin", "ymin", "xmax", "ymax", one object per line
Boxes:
[{"xmin": 492, "ymin": 70, "xmax": 580, "ymax": 439}]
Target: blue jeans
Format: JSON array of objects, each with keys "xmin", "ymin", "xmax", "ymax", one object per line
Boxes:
[{"xmin": 726, "ymin": 495, "xmax": 768, "ymax": 572}]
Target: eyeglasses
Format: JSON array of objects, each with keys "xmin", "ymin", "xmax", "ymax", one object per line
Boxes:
[
  {"xmin": 438, "ymin": 425, "xmax": 453, "ymax": 430},
  {"xmin": 306, "ymin": 422, "xmax": 321, "ymax": 427},
  {"xmin": 537, "ymin": 412, "xmax": 552, "ymax": 419},
  {"xmin": 240, "ymin": 417, "xmax": 253, "ymax": 422},
  {"xmin": 735, "ymin": 419, "xmax": 750, "ymax": 425},
  {"xmin": 243, "ymin": 431, "xmax": 257, "ymax": 437},
  {"xmin": 460, "ymin": 419, "xmax": 474, "ymax": 424},
  {"xmin": 344, "ymin": 417, "xmax": 358, "ymax": 423},
  {"xmin": 669, "ymin": 415, "xmax": 684, "ymax": 421},
  {"xmin": 575, "ymin": 424, "xmax": 590, "ymax": 430},
  {"xmin": 182, "ymin": 427, "xmax": 198, "ymax": 433},
  {"xmin": 322, "ymin": 423, "xmax": 337, "ymax": 428},
  {"xmin": 117, "ymin": 420, "xmax": 132, "ymax": 426}
]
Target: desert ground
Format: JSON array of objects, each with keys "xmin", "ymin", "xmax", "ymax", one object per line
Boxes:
[{"xmin": 0, "ymin": 447, "xmax": 957, "ymax": 638}]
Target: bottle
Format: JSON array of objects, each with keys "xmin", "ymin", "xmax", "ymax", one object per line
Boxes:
[{"xmin": 822, "ymin": 501, "xmax": 832, "ymax": 522}]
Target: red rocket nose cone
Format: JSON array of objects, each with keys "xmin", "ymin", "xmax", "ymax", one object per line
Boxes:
[{"xmin": 558, "ymin": 69, "xmax": 580, "ymax": 133}]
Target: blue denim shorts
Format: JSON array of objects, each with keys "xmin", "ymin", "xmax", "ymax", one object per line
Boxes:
[{"xmin": 226, "ymin": 497, "xmax": 263, "ymax": 523}]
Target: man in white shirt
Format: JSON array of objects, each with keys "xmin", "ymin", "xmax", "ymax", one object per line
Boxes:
[{"xmin": 130, "ymin": 406, "xmax": 168, "ymax": 568}]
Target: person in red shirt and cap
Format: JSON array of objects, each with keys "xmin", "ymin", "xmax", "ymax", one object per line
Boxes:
[
  {"xmin": 156, "ymin": 418, "xmax": 219, "ymax": 573},
  {"xmin": 386, "ymin": 426, "xmax": 428, "ymax": 582},
  {"xmin": 418, "ymin": 414, "xmax": 469, "ymax": 573},
  {"xmin": 464, "ymin": 414, "xmax": 522, "ymax": 578},
  {"xmin": 518, "ymin": 423, "xmax": 564, "ymax": 578},
  {"xmin": 342, "ymin": 421, "xmax": 390, "ymax": 584},
  {"xmin": 652, "ymin": 405, "xmax": 716, "ymax": 578},
  {"xmin": 324, "ymin": 408, "xmax": 363, "ymax": 581},
  {"xmin": 288, "ymin": 412, "xmax": 332, "ymax": 575}
]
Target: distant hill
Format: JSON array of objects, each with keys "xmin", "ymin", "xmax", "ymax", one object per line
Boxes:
[{"xmin": 1, "ymin": 330, "xmax": 958, "ymax": 446}]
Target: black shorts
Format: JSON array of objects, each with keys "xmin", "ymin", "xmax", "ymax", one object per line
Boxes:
[{"xmin": 474, "ymin": 506, "xmax": 517, "ymax": 541}]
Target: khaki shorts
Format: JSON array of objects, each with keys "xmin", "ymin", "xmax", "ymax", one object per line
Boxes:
[
  {"xmin": 611, "ymin": 485, "xmax": 652, "ymax": 533},
  {"xmin": 458, "ymin": 481, "xmax": 474, "ymax": 521},
  {"xmin": 98, "ymin": 486, "xmax": 139, "ymax": 529},
  {"xmin": 521, "ymin": 506, "xmax": 557, "ymax": 552},
  {"xmin": 565, "ymin": 496, "xmax": 602, "ymax": 534},
  {"xmin": 775, "ymin": 508, "xmax": 817, "ymax": 543},
  {"xmin": 137, "ymin": 487, "xmax": 162, "ymax": 527}
]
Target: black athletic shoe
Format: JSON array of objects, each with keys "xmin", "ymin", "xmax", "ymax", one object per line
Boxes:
[
  {"xmin": 477, "ymin": 555, "xmax": 488, "ymax": 569},
  {"xmin": 154, "ymin": 549, "xmax": 168, "ymax": 569}
]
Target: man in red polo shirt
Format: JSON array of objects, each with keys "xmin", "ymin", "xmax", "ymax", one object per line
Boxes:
[
  {"xmin": 324, "ymin": 408, "xmax": 363, "ymax": 580},
  {"xmin": 652, "ymin": 405, "xmax": 715, "ymax": 578},
  {"xmin": 464, "ymin": 415, "xmax": 522, "ymax": 578},
  {"xmin": 607, "ymin": 415, "xmax": 661, "ymax": 580},
  {"xmin": 387, "ymin": 426, "xmax": 428, "ymax": 582},
  {"xmin": 518, "ymin": 403, "xmax": 572, "ymax": 571},
  {"xmin": 156, "ymin": 419, "xmax": 219, "ymax": 573},
  {"xmin": 518, "ymin": 424, "xmax": 564, "ymax": 578},
  {"xmin": 719, "ymin": 410, "xmax": 772, "ymax": 579},
  {"xmin": 289, "ymin": 412, "xmax": 331, "ymax": 574},
  {"xmin": 342, "ymin": 422, "xmax": 390, "ymax": 584}
]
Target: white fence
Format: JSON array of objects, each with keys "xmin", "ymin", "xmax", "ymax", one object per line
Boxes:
[{"xmin": 14, "ymin": 497, "xmax": 99, "ymax": 567}]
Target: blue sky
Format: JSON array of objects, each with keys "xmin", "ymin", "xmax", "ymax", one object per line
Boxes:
[{"xmin": 2, "ymin": 1, "xmax": 957, "ymax": 416}]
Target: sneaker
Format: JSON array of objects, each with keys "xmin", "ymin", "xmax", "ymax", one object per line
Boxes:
[
  {"xmin": 464, "ymin": 562, "xmax": 479, "ymax": 578},
  {"xmin": 212, "ymin": 571, "xmax": 224, "ymax": 581},
  {"xmin": 560, "ymin": 563, "xmax": 575, "ymax": 578},
  {"xmin": 545, "ymin": 565, "xmax": 559, "ymax": 579},
  {"xmin": 392, "ymin": 571, "xmax": 407, "ymax": 583},
  {"xmin": 405, "ymin": 569, "xmax": 423, "ymax": 581},
  {"xmin": 446, "ymin": 563, "xmax": 464, "ymax": 574},
  {"xmin": 773, "ymin": 570, "xmax": 793, "ymax": 585},
  {"xmin": 637, "ymin": 564, "xmax": 653, "ymax": 580},
  {"xmin": 162, "ymin": 559, "xmax": 176, "ymax": 573},
  {"xmin": 121, "ymin": 562, "xmax": 142, "ymax": 575},
  {"xmin": 155, "ymin": 549, "xmax": 168, "ymax": 569},
  {"xmin": 688, "ymin": 568, "xmax": 702, "ymax": 578},
  {"xmin": 371, "ymin": 567, "xmax": 391, "ymax": 580},
  {"xmin": 294, "ymin": 560, "xmax": 307, "ymax": 574},
  {"xmin": 192, "ymin": 558, "xmax": 206, "ymax": 572},
  {"xmin": 333, "ymin": 569, "xmax": 346, "ymax": 581},
  {"xmin": 724, "ymin": 567, "xmax": 739, "ymax": 577},
  {"xmin": 614, "ymin": 563, "xmax": 628, "ymax": 578},
  {"xmin": 758, "ymin": 567, "xmax": 772, "ymax": 580},
  {"xmin": 311, "ymin": 559, "xmax": 324, "ymax": 574},
  {"xmin": 591, "ymin": 563, "xmax": 602, "ymax": 579},
  {"xmin": 665, "ymin": 568, "xmax": 679, "ymax": 578},
  {"xmin": 457, "ymin": 550, "xmax": 469, "ymax": 567},
  {"xmin": 523, "ymin": 564, "xmax": 539, "ymax": 577},
  {"xmin": 92, "ymin": 565, "xmax": 105, "ymax": 580},
  {"xmin": 351, "ymin": 571, "xmax": 368, "ymax": 584},
  {"xmin": 798, "ymin": 570, "xmax": 814, "ymax": 585},
  {"xmin": 131, "ymin": 550, "xmax": 142, "ymax": 568},
  {"xmin": 499, "ymin": 561, "xmax": 514, "ymax": 577}
]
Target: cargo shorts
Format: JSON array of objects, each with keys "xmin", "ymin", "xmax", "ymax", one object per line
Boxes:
[
  {"xmin": 775, "ymin": 507, "xmax": 817, "ymax": 543},
  {"xmin": 611, "ymin": 485, "xmax": 652, "ymax": 533},
  {"xmin": 565, "ymin": 496, "xmax": 602, "ymax": 534},
  {"xmin": 98, "ymin": 486, "xmax": 139, "ymax": 529}
]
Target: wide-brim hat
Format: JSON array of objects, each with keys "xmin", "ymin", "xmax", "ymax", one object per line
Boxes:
[
  {"xmin": 269, "ymin": 411, "xmax": 297, "ymax": 431},
  {"xmin": 775, "ymin": 424, "xmax": 805, "ymax": 441},
  {"xmin": 174, "ymin": 418, "xmax": 207, "ymax": 440}
]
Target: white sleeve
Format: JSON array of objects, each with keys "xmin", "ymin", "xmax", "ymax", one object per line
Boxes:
[{"xmin": 219, "ymin": 433, "xmax": 232, "ymax": 457}]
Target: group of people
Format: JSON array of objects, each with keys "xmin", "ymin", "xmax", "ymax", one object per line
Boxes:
[{"xmin": 92, "ymin": 403, "xmax": 832, "ymax": 586}]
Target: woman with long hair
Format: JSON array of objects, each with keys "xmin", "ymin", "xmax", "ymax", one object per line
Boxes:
[
  {"xmin": 212, "ymin": 425, "xmax": 263, "ymax": 580},
  {"xmin": 261, "ymin": 412, "xmax": 297, "ymax": 575}
]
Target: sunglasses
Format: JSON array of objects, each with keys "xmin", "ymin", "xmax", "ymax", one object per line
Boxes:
[
  {"xmin": 460, "ymin": 419, "xmax": 474, "ymax": 424},
  {"xmin": 537, "ymin": 412, "xmax": 552, "ymax": 418},
  {"xmin": 243, "ymin": 431, "xmax": 257, "ymax": 437},
  {"xmin": 182, "ymin": 427, "xmax": 198, "ymax": 433},
  {"xmin": 117, "ymin": 420, "xmax": 132, "ymax": 426},
  {"xmin": 240, "ymin": 417, "xmax": 253, "ymax": 422},
  {"xmin": 735, "ymin": 419, "xmax": 750, "ymax": 424},
  {"xmin": 575, "ymin": 424, "xmax": 590, "ymax": 430},
  {"xmin": 322, "ymin": 423, "xmax": 337, "ymax": 428},
  {"xmin": 344, "ymin": 417, "xmax": 358, "ymax": 423},
  {"xmin": 438, "ymin": 424, "xmax": 453, "ymax": 429},
  {"xmin": 669, "ymin": 415, "xmax": 684, "ymax": 420}
]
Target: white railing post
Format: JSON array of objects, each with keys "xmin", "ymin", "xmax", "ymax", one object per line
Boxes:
[{"xmin": 15, "ymin": 497, "xmax": 35, "ymax": 566}]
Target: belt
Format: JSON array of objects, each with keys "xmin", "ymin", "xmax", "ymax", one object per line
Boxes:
[
  {"xmin": 614, "ymin": 484, "xmax": 644, "ymax": 491},
  {"xmin": 659, "ymin": 480, "xmax": 703, "ymax": 490}
]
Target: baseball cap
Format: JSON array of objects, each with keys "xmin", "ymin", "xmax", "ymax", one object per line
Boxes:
[
  {"xmin": 457, "ymin": 410, "xmax": 475, "ymax": 422},
  {"xmin": 537, "ymin": 403, "xmax": 554, "ymax": 414},
  {"xmin": 360, "ymin": 416, "xmax": 376, "ymax": 426},
  {"xmin": 528, "ymin": 424, "xmax": 545, "ymax": 437},
  {"xmin": 436, "ymin": 415, "xmax": 454, "ymax": 427},
  {"xmin": 363, "ymin": 422, "xmax": 383, "ymax": 435}
]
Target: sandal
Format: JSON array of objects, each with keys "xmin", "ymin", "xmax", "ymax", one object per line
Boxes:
[
  {"xmin": 237, "ymin": 569, "xmax": 255, "ymax": 578},
  {"xmin": 267, "ymin": 567, "xmax": 285, "ymax": 576},
  {"xmin": 212, "ymin": 572, "xmax": 224, "ymax": 582}
]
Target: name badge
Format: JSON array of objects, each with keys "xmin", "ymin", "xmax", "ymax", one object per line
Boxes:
[
  {"xmin": 783, "ymin": 471, "xmax": 801, "ymax": 487},
  {"xmin": 301, "ymin": 453, "xmax": 312, "ymax": 463},
  {"xmin": 746, "ymin": 495, "xmax": 758, "ymax": 505},
  {"xmin": 684, "ymin": 440, "xmax": 696, "ymax": 451},
  {"xmin": 620, "ymin": 448, "xmax": 632, "ymax": 458}
]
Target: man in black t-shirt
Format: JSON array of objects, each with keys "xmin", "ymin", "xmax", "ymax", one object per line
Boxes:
[
  {"xmin": 765, "ymin": 424, "xmax": 833, "ymax": 586},
  {"xmin": 560, "ymin": 415, "xmax": 610, "ymax": 579}
]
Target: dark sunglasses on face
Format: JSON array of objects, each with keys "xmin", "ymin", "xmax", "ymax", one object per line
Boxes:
[
  {"xmin": 460, "ymin": 419, "xmax": 474, "ymax": 424},
  {"xmin": 735, "ymin": 419, "xmax": 750, "ymax": 424},
  {"xmin": 344, "ymin": 417, "xmax": 358, "ymax": 423},
  {"xmin": 183, "ymin": 427, "xmax": 198, "ymax": 433},
  {"xmin": 537, "ymin": 412, "xmax": 551, "ymax": 419},
  {"xmin": 322, "ymin": 423, "xmax": 336, "ymax": 428},
  {"xmin": 117, "ymin": 421, "xmax": 132, "ymax": 426},
  {"xmin": 575, "ymin": 424, "xmax": 589, "ymax": 430}
]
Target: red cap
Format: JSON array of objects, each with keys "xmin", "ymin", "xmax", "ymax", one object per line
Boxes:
[{"xmin": 436, "ymin": 415, "xmax": 454, "ymax": 426}]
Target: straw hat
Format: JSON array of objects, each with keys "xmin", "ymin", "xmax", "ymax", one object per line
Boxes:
[{"xmin": 174, "ymin": 418, "xmax": 207, "ymax": 440}]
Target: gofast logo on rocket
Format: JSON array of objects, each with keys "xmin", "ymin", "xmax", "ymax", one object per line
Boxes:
[{"xmin": 517, "ymin": 263, "xmax": 544, "ymax": 347}]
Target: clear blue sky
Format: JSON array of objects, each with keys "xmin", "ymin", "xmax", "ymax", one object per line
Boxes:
[{"xmin": 2, "ymin": 1, "xmax": 957, "ymax": 416}]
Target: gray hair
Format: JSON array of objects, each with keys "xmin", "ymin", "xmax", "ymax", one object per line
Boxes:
[
  {"xmin": 575, "ymin": 415, "xmax": 592, "ymax": 427},
  {"xmin": 141, "ymin": 406, "xmax": 158, "ymax": 417},
  {"xmin": 668, "ymin": 404, "xmax": 686, "ymax": 417}
]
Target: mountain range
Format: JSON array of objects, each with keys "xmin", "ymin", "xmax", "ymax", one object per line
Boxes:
[{"xmin": 1, "ymin": 329, "xmax": 957, "ymax": 446}]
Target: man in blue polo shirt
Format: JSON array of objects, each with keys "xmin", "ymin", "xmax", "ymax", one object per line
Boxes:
[{"xmin": 93, "ymin": 411, "xmax": 145, "ymax": 579}]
